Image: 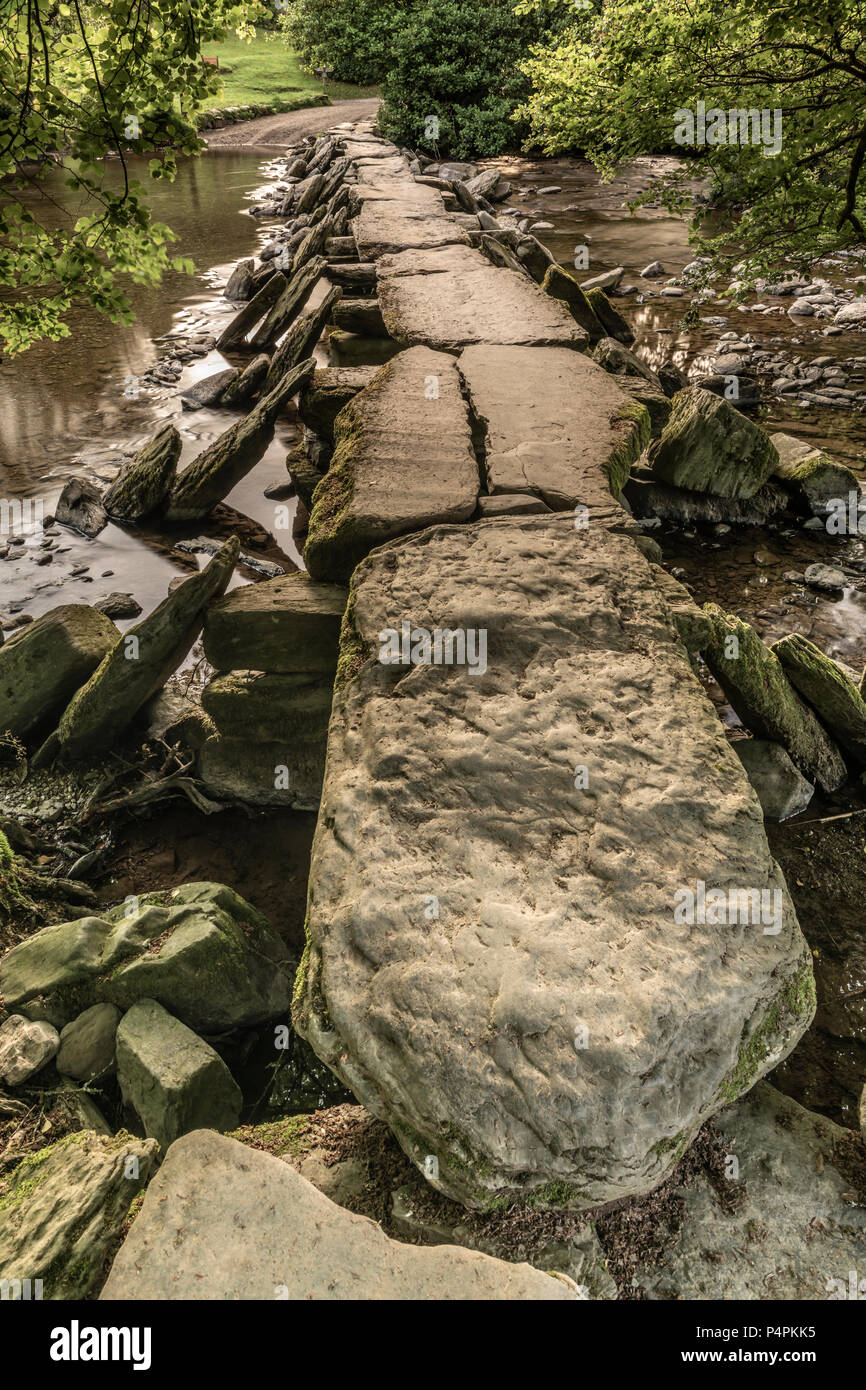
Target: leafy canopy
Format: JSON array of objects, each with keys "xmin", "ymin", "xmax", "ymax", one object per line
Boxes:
[
  {"xmin": 515, "ymin": 0, "xmax": 866, "ymax": 285},
  {"xmin": 0, "ymin": 0, "xmax": 263, "ymax": 354}
]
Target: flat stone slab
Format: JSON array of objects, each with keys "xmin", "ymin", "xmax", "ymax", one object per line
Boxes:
[
  {"xmin": 101, "ymin": 1129, "xmax": 579, "ymax": 1300},
  {"xmin": 352, "ymin": 183, "xmax": 469, "ymax": 260},
  {"xmin": 459, "ymin": 345, "xmax": 649, "ymax": 511},
  {"xmin": 295, "ymin": 516, "xmax": 814, "ymax": 1210},
  {"xmin": 305, "ymin": 346, "xmax": 479, "ymax": 584},
  {"xmin": 632, "ymin": 1083, "xmax": 866, "ymax": 1299},
  {"xmin": 203, "ymin": 573, "xmax": 347, "ymax": 674},
  {"xmin": 377, "ymin": 244, "xmax": 589, "ymax": 353}
]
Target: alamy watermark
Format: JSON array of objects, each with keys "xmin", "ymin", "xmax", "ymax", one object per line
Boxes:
[
  {"xmin": 0, "ymin": 497, "xmax": 44, "ymax": 538},
  {"xmin": 673, "ymin": 879, "xmax": 783, "ymax": 935},
  {"xmin": 674, "ymin": 101, "xmax": 783, "ymax": 158},
  {"xmin": 379, "ymin": 621, "xmax": 487, "ymax": 676}
]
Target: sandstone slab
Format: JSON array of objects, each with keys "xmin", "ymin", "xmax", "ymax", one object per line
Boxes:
[
  {"xmin": 295, "ymin": 516, "xmax": 814, "ymax": 1210},
  {"xmin": 376, "ymin": 244, "xmax": 589, "ymax": 353},
  {"xmin": 305, "ymin": 346, "xmax": 479, "ymax": 583},
  {"xmin": 101, "ymin": 1130, "xmax": 578, "ymax": 1300},
  {"xmin": 203, "ymin": 573, "xmax": 347, "ymax": 674}
]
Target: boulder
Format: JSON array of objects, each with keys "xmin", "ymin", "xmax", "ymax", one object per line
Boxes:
[
  {"xmin": 262, "ymin": 292, "xmax": 341, "ymax": 395},
  {"xmin": 179, "ymin": 368, "xmax": 238, "ymax": 411},
  {"xmin": 54, "ymin": 478, "xmax": 107, "ymax": 537},
  {"xmin": 580, "ymin": 267, "xmax": 624, "ymax": 293},
  {"xmin": 202, "ymin": 671, "xmax": 332, "ymax": 743},
  {"xmin": 701, "ymin": 606, "xmax": 847, "ymax": 792},
  {"xmin": 305, "ymin": 346, "xmax": 479, "ymax": 584},
  {"xmin": 295, "ymin": 515, "xmax": 814, "ymax": 1210},
  {"xmin": 56, "ymin": 1002, "xmax": 121, "ymax": 1081},
  {"xmin": 93, "ymin": 592, "xmax": 142, "ymax": 619},
  {"xmin": 376, "ymin": 243, "xmax": 588, "ymax": 353},
  {"xmin": 0, "ymin": 882, "xmax": 293, "ymax": 1034},
  {"xmin": 803, "ymin": 562, "xmax": 846, "ymax": 594},
  {"xmin": 0, "ymin": 605, "xmax": 118, "ymax": 741},
  {"xmin": 772, "ymin": 633, "xmax": 866, "ymax": 764},
  {"xmin": 0, "ymin": 1130, "xmax": 156, "ymax": 1300},
  {"xmin": 331, "ymin": 297, "xmax": 390, "ymax": 337},
  {"xmin": 103, "ymin": 423, "xmax": 182, "ymax": 520},
  {"xmin": 648, "ymin": 387, "xmax": 779, "ymax": 497},
  {"xmin": 116, "ymin": 999, "xmax": 242, "ymax": 1151},
  {"xmin": 625, "ymin": 476, "xmax": 789, "ymax": 526},
  {"xmin": 771, "ymin": 432, "xmax": 859, "ymax": 518},
  {"xmin": 464, "ymin": 170, "xmax": 504, "ymax": 201},
  {"xmin": 540, "ymin": 265, "xmax": 605, "ymax": 341},
  {"xmin": 0, "ymin": 1014, "xmax": 59, "ymax": 1085},
  {"xmin": 514, "ymin": 234, "xmax": 557, "ymax": 284},
  {"xmin": 631, "ymin": 1084, "xmax": 866, "ymax": 1299},
  {"xmin": 165, "ymin": 364, "xmax": 314, "ymax": 521},
  {"xmin": 732, "ymin": 739, "xmax": 814, "ymax": 821},
  {"xmin": 833, "ymin": 299, "xmax": 866, "ymax": 326},
  {"xmin": 583, "ymin": 288, "xmax": 634, "ymax": 344},
  {"xmin": 224, "ymin": 258, "xmax": 254, "ymax": 301},
  {"xmin": 298, "ymin": 366, "xmax": 379, "ymax": 439},
  {"xmin": 203, "ymin": 572, "xmax": 346, "ymax": 674},
  {"xmin": 100, "ymin": 1130, "xmax": 579, "ymax": 1300},
  {"xmin": 33, "ymin": 538, "xmax": 238, "ymax": 766},
  {"xmin": 221, "ymin": 353, "xmax": 271, "ymax": 408},
  {"xmin": 457, "ymin": 344, "xmax": 648, "ymax": 511},
  {"xmin": 196, "ymin": 734, "xmax": 326, "ymax": 810}
]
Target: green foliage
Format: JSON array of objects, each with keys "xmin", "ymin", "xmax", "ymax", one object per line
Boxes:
[
  {"xmin": 377, "ymin": 0, "xmax": 556, "ymax": 159},
  {"xmin": 0, "ymin": 0, "xmax": 264, "ymax": 354},
  {"xmin": 515, "ymin": 0, "xmax": 866, "ymax": 286},
  {"xmin": 279, "ymin": 0, "xmax": 409, "ymax": 85}
]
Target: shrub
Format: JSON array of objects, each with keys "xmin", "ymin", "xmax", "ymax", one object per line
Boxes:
[{"xmin": 281, "ymin": 0, "xmax": 410, "ymax": 85}]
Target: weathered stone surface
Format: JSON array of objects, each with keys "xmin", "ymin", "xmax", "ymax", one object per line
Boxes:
[
  {"xmin": 54, "ymin": 478, "xmax": 107, "ymax": 537},
  {"xmin": 0, "ymin": 605, "xmax": 118, "ymax": 741},
  {"xmin": 202, "ymin": 670, "xmax": 332, "ymax": 742},
  {"xmin": 771, "ymin": 432, "xmax": 860, "ymax": 518},
  {"xmin": 701, "ymin": 606, "xmax": 847, "ymax": 792},
  {"xmin": 56, "ymin": 1002, "xmax": 120, "ymax": 1081},
  {"xmin": 0, "ymin": 1014, "xmax": 59, "ymax": 1085},
  {"xmin": 295, "ymin": 516, "xmax": 814, "ymax": 1210},
  {"xmin": 305, "ymin": 346, "xmax": 479, "ymax": 584},
  {"xmin": 732, "ymin": 739, "xmax": 814, "ymax": 821},
  {"xmin": 476, "ymin": 494, "xmax": 552, "ymax": 517},
  {"xmin": 649, "ymin": 565, "xmax": 712, "ymax": 651},
  {"xmin": 221, "ymin": 353, "xmax": 271, "ymax": 407},
  {"xmin": 648, "ymin": 387, "xmax": 779, "ymax": 498},
  {"xmin": 101, "ymin": 1130, "xmax": 579, "ymax": 1300},
  {"xmin": 224, "ymin": 258, "xmax": 254, "ymax": 301},
  {"xmin": 457, "ymin": 345, "xmax": 648, "ymax": 511},
  {"xmin": 0, "ymin": 882, "xmax": 293, "ymax": 1034},
  {"xmin": 165, "ymin": 363, "xmax": 314, "ymax": 521},
  {"xmin": 248, "ymin": 255, "xmax": 326, "ymax": 351},
  {"xmin": 0, "ymin": 1130, "xmax": 156, "ymax": 1300},
  {"xmin": 34, "ymin": 539, "xmax": 238, "ymax": 766},
  {"xmin": 772, "ymin": 633, "xmax": 866, "ymax": 764},
  {"xmin": 376, "ymin": 244, "xmax": 589, "ymax": 353},
  {"xmin": 298, "ymin": 366, "xmax": 379, "ymax": 439},
  {"xmin": 331, "ymin": 297, "xmax": 389, "ymax": 337},
  {"xmin": 541, "ymin": 264, "xmax": 604, "ymax": 341},
  {"xmin": 352, "ymin": 184, "xmax": 468, "ymax": 261},
  {"xmin": 197, "ymin": 734, "xmax": 326, "ymax": 810},
  {"xmin": 632, "ymin": 1084, "xmax": 866, "ymax": 1300},
  {"xmin": 203, "ymin": 572, "xmax": 347, "ymax": 674},
  {"xmin": 262, "ymin": 292, "xmax": 340, "ymax": 395},
  {"xmin": 117, "ymin": 999, "xmax": 242, "ymax": 1151},
  {"xmin": 180, "ymin": 368, "xmax": 238, "ymax": 411},
  {"xmin": 216, "ymin": 271, "xmax": 287, "ymax": 351},
  {"xmin": 103, "ymin": 423, "xmax": 182, "ymax": 520},
  {"xmin": 584, "ymin": 287, "xmax": 634, "ymax": 344}
]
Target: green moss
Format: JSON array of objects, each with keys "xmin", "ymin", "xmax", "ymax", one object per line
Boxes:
[
  {"xmin": 606, "ymin": 400, "xmax": 651, "ymax": 498},
  {"xmin": 333, "ymin": 588, "xmax": 371, "ymax": 694},
  {"xmin": 228, "ymin": 1113, "xmax": 315, "ymax": 1159},
  {"xmin": 717, "ymin": 960, "xmax": 816, "ymax": 1105}
]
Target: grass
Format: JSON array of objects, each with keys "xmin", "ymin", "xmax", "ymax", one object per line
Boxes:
[{"xmin": 199, "ymin": 32, "xmax": 380, "ymax": 109}]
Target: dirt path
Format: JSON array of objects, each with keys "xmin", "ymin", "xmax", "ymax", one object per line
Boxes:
[{"xmin": 205, "ymin": 97, "xmax": 380, "ymax": 149}]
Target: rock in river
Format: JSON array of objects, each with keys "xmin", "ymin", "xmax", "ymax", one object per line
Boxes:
[
  {"xmin": 648, "ymin": 387, "xmax": 779, "ymax": 498},
  {"xmin": 0, "ymin": 604, "xmax": 118, "ymax": 742},
  {"xmin": 102, "ymin": 422, "xmax": 182, "ymax": 522},
  {"xmin": 294, "ymin": 515, "xmax": 814, "ymax": 1210}
]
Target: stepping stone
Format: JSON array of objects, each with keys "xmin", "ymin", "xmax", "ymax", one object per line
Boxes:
[
  {"xmin": 352, "ymin": 184, "xmax": 470, "ymax": 260},
  {"xmin": 294, "ymin": 516, "xmax": 814, "ymax": 1210},
  {"xmin": 304, "ymin": 346, "xmax": 479, "ymax": 584},
  {"xmin": 100, "ymin": 1130, "xmax": 580, "ymax": 1300},
  {"xmin": 376, "ymin": 244, "xmax": 589, "ymax": 353},
  {"xmin": 458, "ymin": 345, "xmax": 649, "ymax": 511},
  {"xmin": 203, "ymin": 573, "xmax": 347, "ymax": 674}
]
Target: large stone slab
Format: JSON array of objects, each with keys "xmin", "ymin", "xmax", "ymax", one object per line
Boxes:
[
  {"xmin": 0, "ymin": 882, "xmax": 293, "ymax": 1034},
  {"xmin": 352, "ymin": 183, "xmax": 470, "ymax": 260},
  {"xmin": 458, "ymin": 345, "xmax": 649, "ymax": 511},
  {"xmin": 631, "ymin": 1084, "xmax": 866, "ymax": 1299},
  {"xmin": 376, "ymin": 244, "xmax": 590, "ymax": 353},
  {"xmin": 294, "ymin": 516, "xmax": 814, "ymax": 1210},
  {"xmin": 0, "ymin": 1130, "xmax": 156, "ymax": 1299},
  {"xmin": 0, "ymin": 605, "xmax": 118, "ymax": 741},
  {"xmin": 305, "ymin": 346, "xmax": 479, "ymax": 583},
  {"xmin": 101, "ymin": 1130, "xmax": 579, "ymax": 1300},
  {"xmin": 203, "ymin": 573, "xmax": 347, "ymax": 674}
]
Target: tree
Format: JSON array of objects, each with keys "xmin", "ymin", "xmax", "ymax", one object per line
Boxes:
[
  {"xmin": 515, "ymin": 0, "xmax": 866, "ymax": 290},
  {"xmin": 0, "ymin": 0, "xmax": 263, "ymax": 354},
  {"xmin": 279, "ymin": 0, "xmax": 410, "ymax": 86}
]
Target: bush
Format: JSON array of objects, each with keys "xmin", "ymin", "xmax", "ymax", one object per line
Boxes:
[
  {"xmin": 281, "ymin": 0, "xmax": 410, "ymax": 85},
  {"xmin": 378, "ymin": 0, "xmax": 555, "ymax": 159}
]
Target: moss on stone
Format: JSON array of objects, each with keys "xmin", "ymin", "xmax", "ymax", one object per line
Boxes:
[
  {"xmin": 606, "ymin": 400, "xmax": 651, "ymax": 498},
  {"xmin": 717, "ymin": 960, "xmax": 816, "ymax": 1106}
]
